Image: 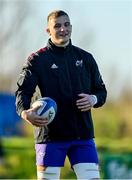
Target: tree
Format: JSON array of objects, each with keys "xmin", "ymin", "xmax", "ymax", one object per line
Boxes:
[{"xmin": 0, "ymin": 0, "xmax": 31, "ymax": 92}]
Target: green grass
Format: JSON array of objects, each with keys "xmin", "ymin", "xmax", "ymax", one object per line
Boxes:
[
  {"xmin": 0, "ymin": 137, "xmax": 132, "ymax": 179},
  {"xmin": 0, "ymin": 137, "xmax": 76, "ymax": 179},
  {"xmin": 95, "ymin": 137, "xmax": 132, "ymax": 153}
]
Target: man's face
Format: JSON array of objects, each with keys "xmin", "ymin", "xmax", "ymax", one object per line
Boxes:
[{"xmin": 46, "ymin": 15, "xmax": 72, "ymax": 45}]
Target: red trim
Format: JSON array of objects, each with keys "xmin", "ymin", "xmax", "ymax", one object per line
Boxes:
[
  {"xmin": 37, "ymin": 47, "xmax": 47, "ymax": 53},
  {"xmin": 28, "ymin": 47, "xmax": 47, "ymax": 61}
]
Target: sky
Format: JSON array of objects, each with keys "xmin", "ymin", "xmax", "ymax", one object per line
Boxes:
[{"xmin": 1, "ymin": 0, "xmax": 132, "ymax": 100}]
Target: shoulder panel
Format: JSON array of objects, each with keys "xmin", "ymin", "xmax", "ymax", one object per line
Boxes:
[{"xmin": 27, "ymin": 47, "xmax": 47, "ymax": 62}]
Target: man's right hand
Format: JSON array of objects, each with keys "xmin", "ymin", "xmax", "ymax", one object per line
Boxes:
[{"xmin": 21, "ymin": 106, "xmax": 48, "ymax": 127}]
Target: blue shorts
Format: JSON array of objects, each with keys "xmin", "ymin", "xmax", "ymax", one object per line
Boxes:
[{"xmin": 35, "ymin": 139, "xmax": 99, "ymax": 167}]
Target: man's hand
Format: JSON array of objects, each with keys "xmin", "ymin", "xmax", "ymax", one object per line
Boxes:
[
  {"xmin": 76, "ymin": 93, "xmax": 97, "ymax": 112},
  {"xmin": 21, "ymin": 106, "xmax": 48, "ymax": 127}
]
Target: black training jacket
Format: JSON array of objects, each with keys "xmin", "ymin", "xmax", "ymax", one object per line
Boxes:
[{"xmin": 15, "ymin": 39, "xmax": 107, "ymax": 143}]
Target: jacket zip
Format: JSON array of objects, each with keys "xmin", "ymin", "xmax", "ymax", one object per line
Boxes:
[{"xmin": 64, "ymin": 51, "xmax": 80, "ymax": 139}]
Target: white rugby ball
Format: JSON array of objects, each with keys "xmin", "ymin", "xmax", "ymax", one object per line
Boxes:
[{"xmin": 32, "ymin": 97, "xmax": 57, "ymax": 124}]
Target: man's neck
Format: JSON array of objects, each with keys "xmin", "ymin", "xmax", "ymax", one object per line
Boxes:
[{"xmin": 51, "ymin": 40, "xmax": 69, "ymax": 47}]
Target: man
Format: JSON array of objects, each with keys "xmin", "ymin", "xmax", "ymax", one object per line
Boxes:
[{"xmin": 16, "ymin": 10, "xmax": 107, "ymax": 179}]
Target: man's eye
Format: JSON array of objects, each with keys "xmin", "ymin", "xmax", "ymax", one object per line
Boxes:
[
  {"xmin": 64, "ymin": 22, "xmax": 70, "ymax": 27},
  {"xmin": 54, "ymin": 24, "xmax": 61, "ymax": 28}
]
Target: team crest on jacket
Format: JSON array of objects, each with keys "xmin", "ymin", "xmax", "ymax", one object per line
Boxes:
[{"xmin": 75, "ymin": 59, "xmax": 83, "ymax": 67}]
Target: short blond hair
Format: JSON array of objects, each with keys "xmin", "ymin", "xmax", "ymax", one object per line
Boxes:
[{"xmin": 47, "ymin": 10, "xmax": 69, "ymax": 22}]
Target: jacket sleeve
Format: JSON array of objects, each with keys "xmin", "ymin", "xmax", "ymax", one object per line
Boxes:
[
  {"xmin": 15, "ymin": 56, "xmax": 38, "ymax": 116},
  {"xmin": 88, "ymin": 54, "xmax": 107, "ymax": 108}
]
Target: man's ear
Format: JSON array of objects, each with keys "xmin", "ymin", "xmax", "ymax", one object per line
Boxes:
[
  {"xmin": 70, "ymin": 24, "xmax": 72, "ymax": 32},
  {"xmin": 46, "ymin": 28, "xmax": 51, "ymax": 35}
]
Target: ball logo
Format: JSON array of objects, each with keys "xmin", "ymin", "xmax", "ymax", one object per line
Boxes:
[{"xmin": 48, "ymin": 110, "xmax": 54, "ymax": 120}]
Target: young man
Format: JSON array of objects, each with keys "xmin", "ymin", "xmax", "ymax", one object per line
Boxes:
[{"xmin": 15, "ymin": 10, "xmax": 107, "ymax": 179}]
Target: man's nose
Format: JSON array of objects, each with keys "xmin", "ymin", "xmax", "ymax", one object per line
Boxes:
[{"xmin": 60, "ymin": 25, "xmax": 66, "ymax": 31}]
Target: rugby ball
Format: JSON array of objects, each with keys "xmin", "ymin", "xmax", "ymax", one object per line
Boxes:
[{"xmin": 32, "ymin": 97, "xmax": 57, "ymax": 124}]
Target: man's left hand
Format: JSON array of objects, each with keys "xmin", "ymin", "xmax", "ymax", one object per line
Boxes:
[{"xmin": 76, "ymin": 93, "xmax": 97, "ymax": 112}]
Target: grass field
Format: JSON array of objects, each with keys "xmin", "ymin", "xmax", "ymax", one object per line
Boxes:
[
  {"xmin": 0, "ymin": 137, "xmax": 76, "ymax": 179},
  {"xmin": 0, "ymin": 137, "xmax": 132, "ymax": 179}
]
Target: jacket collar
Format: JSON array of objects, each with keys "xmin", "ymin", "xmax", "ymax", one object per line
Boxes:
[{"xmin": 47, "ymin": 39, "xmax": 72, "ymax": 54}]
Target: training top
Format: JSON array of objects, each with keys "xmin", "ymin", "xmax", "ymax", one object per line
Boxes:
[{"xmin": 15, "ymin": 39, "xmax": 107, "ymax": 143}]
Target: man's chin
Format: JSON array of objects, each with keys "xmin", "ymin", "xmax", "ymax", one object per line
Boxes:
[
  {"xmin": 59, "ymin": 39, "xmax": 69, "ymax": 45},
  {"xmin": 52, "ymin": 38, "xmax": 70, "ymax": 46}
]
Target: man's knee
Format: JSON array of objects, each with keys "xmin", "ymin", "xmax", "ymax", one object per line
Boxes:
[
  {"xmin": 73, "ymin": 163, "xmax": 100, "ymax": 179},
  {"xmin": 37, "ymin": 165, "xmax": 61, "ymax": 180}
]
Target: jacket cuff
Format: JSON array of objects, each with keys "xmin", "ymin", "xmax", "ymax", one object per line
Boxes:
[{"xmin": 91, "ymin": 95, "xmax": 98, "ymax": 106}]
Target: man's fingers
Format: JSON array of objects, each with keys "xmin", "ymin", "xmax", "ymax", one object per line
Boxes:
[
  {"xmin": 76, "ymin": 101, "xmax": 90, "ymax": 106},
  {"xmin": 29, "ymin": 118, "xmax": 48, "ymax": 126},
  {"xmin": 76, "ymin": 97, "xmax": 88, "ymax": 103},
  {"xmin": 81, "ymin": 107, "xmax": 91, "ymax": 112},
  {"xmin": 33, "ymin": 122, "xmax": 48, "ymax": 127},
  {"xmin": 76, "ymin": 93, "xmax": 92, "ymax": 111},
  {"xmin": 78, "ymin": 93, "xmax": 86, "ymax": 97},
  {"xmin": 77, "ymin": 104, "xmax": 92, "ymax": 109},
  {"xmin": 31, "ymin": 105, "xmax": 42, "ymax": 112},
  {"xmin": 77, "ymin": 105, "xmax": 92, "ymax": 111},
  {"xmin": 34, "ymin": 118, "xmax": 48, "ymax": 123}
]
